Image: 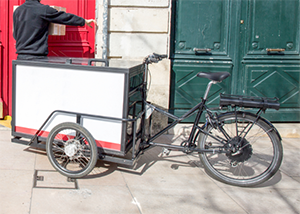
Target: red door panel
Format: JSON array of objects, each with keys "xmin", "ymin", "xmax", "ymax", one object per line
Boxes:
[
  {"xmin": 0, "ymin": 0, "xmax": 16, "ymax": 118},
  {"xmin": 43, "ymin": 0, "xmax": 96, "ymax": 58}
]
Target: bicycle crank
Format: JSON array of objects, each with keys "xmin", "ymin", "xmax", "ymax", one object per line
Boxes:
[{"xmin": 181, "ymin": 140, "xmax": 196, "ymax": 154}]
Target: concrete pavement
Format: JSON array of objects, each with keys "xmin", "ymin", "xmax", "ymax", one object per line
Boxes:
[{"xmin": 0, "ymin": 123, "xmax": 299, "ymax": 214}]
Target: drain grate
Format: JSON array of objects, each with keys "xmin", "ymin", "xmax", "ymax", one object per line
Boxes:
[{"xmin": 33, "ymin": 170, "xmax": 78, "ymax": 189}]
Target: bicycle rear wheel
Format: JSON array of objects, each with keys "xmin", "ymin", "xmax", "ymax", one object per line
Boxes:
[{"xmin": 198, "ymin": 112, "xmax": 283, "ymax": 187}]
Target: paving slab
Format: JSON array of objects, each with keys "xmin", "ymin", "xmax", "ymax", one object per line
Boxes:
[
  {"xmin": 220, "ymin": 185, "xmax": 300, "ymax": 214},
  {"xmin": 30, "ymin": 185, "xmax": 141, "ymax": 214},
  {"xmin": 0, "ymin": 169, "xmax": 32, "ymax": 214},
  {"xmin": 280, "ymin": 138, "xmax": 300, "ymax": 180}
]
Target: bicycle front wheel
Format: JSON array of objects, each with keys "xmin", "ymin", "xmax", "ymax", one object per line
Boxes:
[
  {"xmin": 46, "ymin": 122, "xmax": 98, "ymax": 178},
  {"xmin": 198, "ymin": 112, "xmax": 283, "ymax": 187}
]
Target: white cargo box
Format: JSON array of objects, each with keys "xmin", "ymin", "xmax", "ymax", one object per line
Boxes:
[{"xmin": 12, "ymin": 58, "xmax": 144, "ymax": 155}]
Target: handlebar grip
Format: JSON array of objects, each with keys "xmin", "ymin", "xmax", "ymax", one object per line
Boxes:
[
  {"xmin": 144, "ymin": 53, "xmax": 168, "ymax": 64},
  {"xmin": 153, "ymin": 53, "xmax": 167, "ymax": 59}
]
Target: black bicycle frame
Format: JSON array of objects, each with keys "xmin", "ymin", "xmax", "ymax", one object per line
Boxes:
[{"xmin": 145, "ymin": 98, "xmax": 227, "ymax": 154}]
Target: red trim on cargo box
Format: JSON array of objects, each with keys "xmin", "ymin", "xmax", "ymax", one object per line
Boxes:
[
  {"xmin": 15, "ymin": 126, "xmax": 49, "ymax": 137},
  {"xmin": 15, "ymin": 126, "xmax": 121, "ymax": 151}
]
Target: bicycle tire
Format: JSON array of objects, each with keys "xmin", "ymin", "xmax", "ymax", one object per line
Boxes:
[
  {"xmin": 198, "ymin": 111, "xmax": 283, "ymax": 187},
  {"xmin": 46, "ymin": 122, "xmax": 98, "ymax": 178}
]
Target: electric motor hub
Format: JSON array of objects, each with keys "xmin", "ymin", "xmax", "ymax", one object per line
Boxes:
[{"xmin": 226, "ymin": 136, "xmax": 253, "ymax": 163}]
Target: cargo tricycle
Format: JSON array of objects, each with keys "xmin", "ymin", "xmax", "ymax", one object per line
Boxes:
[{"xmin": 12, "ymin": 54, "xmax": 283, "ymax": 187}]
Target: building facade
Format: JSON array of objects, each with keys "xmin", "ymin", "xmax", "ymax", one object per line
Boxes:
[{"xmin": 0, "ymin": 0, "xmax": 299, "ymax": 123}]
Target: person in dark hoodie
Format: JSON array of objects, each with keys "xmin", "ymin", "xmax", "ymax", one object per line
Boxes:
[{"xmin": 13, "ymin": 0, "xmax": 96, "ymax": 60}]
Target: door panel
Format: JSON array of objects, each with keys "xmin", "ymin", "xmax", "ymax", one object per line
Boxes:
[
  {"xmin": 43, "ymin": 0, "xmax": 83, "ymax": 15},
  {"xmin": 244, "ymin": 64, "xmax": 300, "ymax": 108},
  {"xmin": 244, "ymin": 0, "xmax": 300, "ymax": 57},
  {"xmin": 170, "ymin": 0, "xmax": 233, "ymax": 120},
  {"xmin": 171, "ymin": 61, "xmax": 232, "ymax": 108},
  {"xmin": 43, "ymin": 0, "xmax": 95, "ymax": 58},
  {"xmin": 0, "ymin": 0, "xmax": 16, "ymax": 118},
  {"xmin": 244, "ymin": 64, "xmax": 300, "ymax": 121},
  {"xmin": 174, "ymin": 0, "xmax": 230, "ymax": 57}
]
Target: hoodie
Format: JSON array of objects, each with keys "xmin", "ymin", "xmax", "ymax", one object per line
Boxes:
[{"xmin": 13, "ymin": 0, "xmax": 85, "ymax": 56}]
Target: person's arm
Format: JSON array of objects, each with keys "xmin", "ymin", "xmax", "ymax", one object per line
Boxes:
[{"xmin": 43, "ymin": 6, "xmax": 93, "ymax": 27}]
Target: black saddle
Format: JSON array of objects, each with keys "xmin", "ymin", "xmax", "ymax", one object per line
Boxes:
[{"xmin": 197, "ymin": 72, "xmax": 230, "ymax": 82}]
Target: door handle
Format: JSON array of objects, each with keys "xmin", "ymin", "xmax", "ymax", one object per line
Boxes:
[
  {"xmin": 193, "ymin": 48, "xmax": 211, "ymax": 53},
  {"xmin": 266, "ymin": 48, "xmax": 285, "ymax": 53}
]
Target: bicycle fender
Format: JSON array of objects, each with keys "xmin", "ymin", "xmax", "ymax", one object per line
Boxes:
[
  {"xmin": 218, "ymin": 111, "xmax": 282, "ymax": 141},
  {"xmin": 258, "ymin": 115, "xmax": 282, "ymax": 141}
]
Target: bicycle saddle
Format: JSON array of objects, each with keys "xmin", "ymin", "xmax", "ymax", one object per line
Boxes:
[{"xmin": 197, "ymin": 72, "xmax": 230, "ymax": 82}]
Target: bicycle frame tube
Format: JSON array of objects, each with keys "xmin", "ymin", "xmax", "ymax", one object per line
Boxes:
[
  {"xmin": 146, "ymin": 98, "xmax": 208, "ymax": 144},
  {"xmin": 145, "ymin": 106, "xmax": 191, "ymax": 143},
  {"xmin": 146, "ymin": 80, "xmax": 217, "ymax": 145},
  {"xmin": 203, "ymin": 81, "xmax": 217, "ymax": 100},
  {"xmin": 187, "ymin": 99, "xmax": 207, "ymax": 144}
]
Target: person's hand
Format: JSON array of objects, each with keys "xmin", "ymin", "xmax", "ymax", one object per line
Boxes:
[{"xmin": 85, "ymin": 19, "xmax": 97, "ymax": 28}]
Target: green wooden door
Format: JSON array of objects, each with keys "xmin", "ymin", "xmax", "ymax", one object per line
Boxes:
[
  {"xmin": 170, "ymin": 0, "xmax": 300, "ymax": 121},
  {"xmin": 239, "ymin": 0, "xmax": 300, "ymax": 121}
]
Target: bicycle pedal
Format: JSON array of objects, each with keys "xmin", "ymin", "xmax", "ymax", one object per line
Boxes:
[{"xmin": 162, "ymin": 148, "xmax": 171, "ymax": 156}]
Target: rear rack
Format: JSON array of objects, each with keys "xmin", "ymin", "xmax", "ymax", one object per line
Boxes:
[{"xmin": 219, "ymin": 94, "xmax": 280, "ymax": 110}]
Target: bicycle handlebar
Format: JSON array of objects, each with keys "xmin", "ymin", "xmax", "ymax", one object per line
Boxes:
[{"xmin": 144, "ymin": 53, "xmax": 167, "ymax": 64}]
